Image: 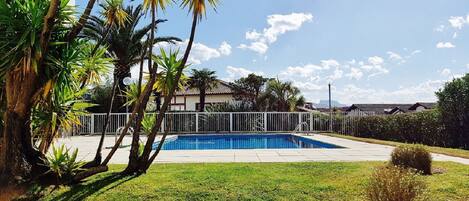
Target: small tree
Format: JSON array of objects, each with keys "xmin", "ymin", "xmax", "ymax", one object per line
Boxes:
[
  {"xmin": 188, "ymin": 68, "xmax": 218, "ymax": 112},
  {"xmin": 231, "ymin": 73, "xmax": 268, "ymax": 111},
  {"xmin": 436, "ymin": 73, "xmax": 469, "ymax": 149}
]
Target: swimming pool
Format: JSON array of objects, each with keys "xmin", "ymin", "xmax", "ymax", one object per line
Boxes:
[{"xmin": 153, "ymin": 134, "xmax": 343, "ymax": 150}]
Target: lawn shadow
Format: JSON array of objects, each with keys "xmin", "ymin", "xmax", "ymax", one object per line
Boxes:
[{"xmin": 47, "ymin": 173, "xmax": 136, "ymax": 201}]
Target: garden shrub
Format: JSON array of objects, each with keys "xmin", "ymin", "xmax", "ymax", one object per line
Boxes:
[
  {"xmin": 366, "ymin": 166, "xmax": 427, "ymax": 201},
  {"xmin": 390, "ymin": 145, "xmax": 432, "ymax": 175}
]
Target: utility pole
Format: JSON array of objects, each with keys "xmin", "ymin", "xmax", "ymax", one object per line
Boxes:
[{"xmin": 328, "ymin": 83, "xmax": 332, "ymax": 132}]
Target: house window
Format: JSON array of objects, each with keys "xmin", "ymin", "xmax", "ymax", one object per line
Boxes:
[{"xmin": 195, "ymin": 102, "xmax": 223, "ymax": 111}]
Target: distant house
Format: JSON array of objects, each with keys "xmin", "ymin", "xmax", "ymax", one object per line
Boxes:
[
  {"xmin": 408, "ymin": 102, "xmax": 437, "ymax": 112},
  {"xmin": 164, "ymin": 80, "xmax": 235, "ymax": 111},
  {"xmin": 346, "ymin": 102, "xmax": 437, "ymax": 116},
  {"xmin": 346, "ymin": 104, "xmax": 414, "ymax": 115}
]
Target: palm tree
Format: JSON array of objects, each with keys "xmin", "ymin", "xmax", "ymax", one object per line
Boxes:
[
  {"xmin": 82, "ymin": 5, "xmax": 181, "ymax": 168},
  {"xmin": 140, "ymin": 0, "xmax": 220, "ymax": 171},
  {"xmin": 84, "ymin": 5, "xmax": 181, "ymax": 108},
  {"xmin": 90, "ymin": 0, "xmax": 128, "ymax": 56},
  {"xmin": 260, "ymin": 79, "xmax": 305, "ymax": 112},
  {"xmin": 188, "ymin": 68, "xmax": 218, "ymax": 112}
]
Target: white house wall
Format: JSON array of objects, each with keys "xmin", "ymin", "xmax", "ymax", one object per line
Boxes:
[{"xmin": 162, "ymin": 94, "xmax": 234, "ymax": 111}]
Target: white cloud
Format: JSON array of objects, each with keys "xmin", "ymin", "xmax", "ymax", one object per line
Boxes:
[
  {"xmin": 368, "ymin": 56, "xmax": 384, "ymax": 65},
  {"xmin": 327, "ymin": 68, "xmax": 343, "ymax": 81},
  {"xmin": 353, "ymin": 56, "xmax": 389, "ymax": 78},
  {"xmin": 157, "ymin": 40, "xmax": 231, "ymax": 65},
  {"xmin": 245, "ymin": 31, "xmax": 261, "ymax": 40},
  {"xmin": 336, "ymin": 80, "xmax": 446, "ymax": 104},
  {"xmin": 280, "ymin": 64, "xmax": 322, "ymax": 79},
  {"xmin": 239, "ymin": 12, "xmax": 313, "ymax": 54},
  {"xmin": 320, "ymin": 59, "xmax": 340, "ymax": 69},
  {"xmin": 346, "ymin": 67, "xmax": 363, "ymax": 80},
  {"xmin": 292, "ymin": 81, "xmax": 324, "ymax": 91},
  {"xmin": 238, "ymin": 42, "xmax": 269, "ymax": 54},
  {"xmin": 440, "ymin": 68, "xmax": 452, "ymax": 77},
  {"xmin": 448, "ymin": 16, "xmax": 466, "ymax": 29},
  {"xmin": 224, "ymin": 66, "xmax": 264, "ymax": 81},
  {"xmin": 434, "ymin": 24, "xmax": 445, "ymax": 32},
  {"xmin": 436, "ymin": 42, "xmax": 455, "ymax": 49},
  {"xmin": 411, "ymin": 50, "xmax": 422, "ymax": 55},
  {"xmin": 218, "ymin": 41, "xmax": 232, "ymax": 55},
  {"xmin": 386, "ymin": 51, "xmax": 403, "ymax": 61}
]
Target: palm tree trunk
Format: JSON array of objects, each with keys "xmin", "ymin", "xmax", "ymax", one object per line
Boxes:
[
  {"xmin": 199, "ymin": 89, "xmax": 206, "ymax": 112},
  {"xmin": 138, "ymin": 13, "xmax": 199, "ymax": 172}
]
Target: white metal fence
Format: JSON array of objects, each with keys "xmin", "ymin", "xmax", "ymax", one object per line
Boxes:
[{"xmin": 73, "ymin": 112, "xmax": 373, "ymax": 135}]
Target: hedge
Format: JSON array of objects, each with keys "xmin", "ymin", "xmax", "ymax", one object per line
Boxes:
[{"xmin": 351, "ymin": 110, "xmax": 452, "ymax": 148}]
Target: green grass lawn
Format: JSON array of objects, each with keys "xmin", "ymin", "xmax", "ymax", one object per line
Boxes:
[
  {"xmin": 42, "ymin": 162, "xmax": 469, "ymax": 201},
  {"xmin": 322, "ymin": 133, "xmax": 469, "ymax": 159}
]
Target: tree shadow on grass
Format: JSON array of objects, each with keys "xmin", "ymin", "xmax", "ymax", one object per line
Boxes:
[{"xmin": 47, "ymin": 173, "xmax": 137, "ymax": 201}]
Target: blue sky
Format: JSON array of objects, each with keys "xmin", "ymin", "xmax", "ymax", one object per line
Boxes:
[{"xmin": 75, "ymin": 0, "xmax": 469, "ymax": 104}]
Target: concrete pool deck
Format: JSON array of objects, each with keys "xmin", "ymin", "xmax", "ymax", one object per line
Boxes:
[{"xmin": 54, "ymin": 134, "xmax": 469, "ymax": 165}]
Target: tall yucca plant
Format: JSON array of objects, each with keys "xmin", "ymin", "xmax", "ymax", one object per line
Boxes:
[
  {"xmin": 0, "ymin": 0, "xmax": 87, "ymax": 184},
  {"xmin": 105, "ymin": 0, "xmax": 172, "ymax": 173},
  {"xmin": 139, "ymin": 0, "xmax": 220, "ymax": 171},
  {"xmin": 153, "ymin": 49, "xmax": 188, "ymax": 96}
]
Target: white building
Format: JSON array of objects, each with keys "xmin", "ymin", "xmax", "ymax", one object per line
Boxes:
[{"xmin": 163, "ymin": 80, "xmax": 235, "ymax": 111}]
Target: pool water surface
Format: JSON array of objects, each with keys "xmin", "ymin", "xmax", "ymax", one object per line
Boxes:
[{"xmin": 153, "ymin": 134, "xmax": 343, "ymax": 150}]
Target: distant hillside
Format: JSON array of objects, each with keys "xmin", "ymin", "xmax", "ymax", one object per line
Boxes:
[{"xmin": 314, "ymin": 100, "xmax": 347, "ymax": 108}]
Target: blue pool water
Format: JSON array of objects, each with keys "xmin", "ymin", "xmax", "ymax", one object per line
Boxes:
[{"xmin": 153, "ymin": 134, "xmax": 342, "ymax": 150}]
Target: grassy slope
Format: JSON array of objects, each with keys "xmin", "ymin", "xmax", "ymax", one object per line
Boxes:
[
  {"xmin": 323, "ymin": 133, "xmax": 469, "ymax": 159},
  {"xmin": 43, "ymin": 162, "xmax": 469, "ymax": 201}
]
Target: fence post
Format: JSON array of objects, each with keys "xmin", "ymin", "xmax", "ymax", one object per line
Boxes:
[
  {"xmin": 309, "ymin": 113, "xmax": 313, "ymax": 132},
  {"xmin": 90, "ymin": 114, "xmax": 95, "ymax": 134},
  {"xmin": 195, "ymin": 113, "xmax": 199, "ymax": 133},
  {"xmin": 126, "ymin": 113, "xmax": 130, "ymax": 125},
  {"xmin": 298, "ymin": 113, "xmax": 302, "ymax": 132},
  {"xmin": 161, "ymin": 114, "xmax": 165, "ymax": 132},
  {"xmin": 264, "ymin": 112, "xmax": 267, "ymax": 132},
  {"xmin": 229, "ymin": 113, "xmax": 233, "ymax": 132}
]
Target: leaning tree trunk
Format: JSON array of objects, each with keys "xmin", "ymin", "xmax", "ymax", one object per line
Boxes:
[
  {"xmin": 137, "ymin": 13, "xmax": 199, "ymax": 172},
  {"xmin": 123, "ymin": 54, "xmax": 154, "ymax": 174},
  {"xmin": 0, "ymin": 69, "xmax": 46, "ymax": 185},
  {"xmin": 82, "ymin": 76, "xmax": 118, "ymax": 168}
]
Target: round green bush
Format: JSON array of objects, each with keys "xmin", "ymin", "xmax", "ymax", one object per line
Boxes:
[{"xmin": 390, "ymin": 145, "xmax": 432, "ymax": 175}]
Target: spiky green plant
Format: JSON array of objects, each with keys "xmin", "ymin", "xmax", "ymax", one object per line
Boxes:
[{"xmin": 44, "ymin": 145, "xmax": 84, "ymax": 182}]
